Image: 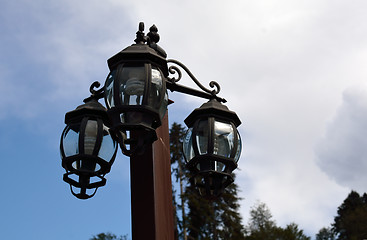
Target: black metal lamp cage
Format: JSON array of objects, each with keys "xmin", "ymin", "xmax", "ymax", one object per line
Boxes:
[
  {"xmin": 104, "ymin": 23, "xmax": 169, "ymax": 155},
  {"xmin": 60, "ymin": 95, "xmax": 118, "ymax": 199},
  {"xmin": 183, "ymin": 99, "xmax": 242, "ymax": 198}
]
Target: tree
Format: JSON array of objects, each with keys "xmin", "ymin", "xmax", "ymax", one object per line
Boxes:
[
  {"xmin": 216, "ymin": 181, "xmax": 247, "ymax": 240},
  {"xmin": 316, "ymin": 227, "xmax": 336, "ymax": 240},
  {"xmin": 170, "ymin": 123, "xmax": 189, "ymax": 240},
  {"xmin": 279, "ymin": 223, "xmax": 310, "ymax": 240},
  {"xmin": 170, "ymin": 122, "xmax": 246, "ymax": 240},
  {"xmin": 246, "ymin": 201, "xmax": 276, "ymax": 233},
  {"xmin": 89, "ymin": 232, "xmax": 128, "ymax": 240},
  {"xmin": 245, "ymin": 201, "xmax": 278, "ymax": 240},
  {"xmin": 182, "ymin": 174, "xmax": 246, "ymax": 240},
  {"xmin": 333, "ymin": 190, "xmax": 367, "ymax": 240},
  {"xmin": 245, "ymin": 202, "xmax": 310, "ymax": 240}
]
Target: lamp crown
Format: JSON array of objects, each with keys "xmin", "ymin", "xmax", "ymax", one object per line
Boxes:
[
  {"xmin": 64, "ymin": 97, "xmax": 109, "ymax": 125},
  {"xmin": 107, "ymin": 22, "xmax": 169, "ymax": 75},
  {"xmin": 185, "ymin": 99, "xmax": 241, "ymax": 127}
]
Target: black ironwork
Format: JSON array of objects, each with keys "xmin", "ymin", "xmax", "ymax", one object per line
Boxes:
[
  {"xmin": 82, "ymin": 81, "xmax": 105, "ymax": 103},
  {"xmin": 167, "ymin": 59, "xmax": 220, "ymax": 95},
  {"xmin": 166, "ymin": 59, "xmax": 226, "ymax": 103},
  {"xmin": 134, "ymin": 22, "xmax": 146, "ymax": 44},
  {"xmin": 60, "ymin": 22, "xmax": 242, "ymax": 200}
]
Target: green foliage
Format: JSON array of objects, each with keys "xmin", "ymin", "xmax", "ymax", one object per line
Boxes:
[
  {"xmin": 332, "ymin": 190, "xmax": 367, "ymax": 240},
  {"xmin": 89, "ymin": 232, "xmax": 128, "ymax": 240},
  {"xmin": 279, "ymin": 223, "xmax": 310, "ymax": 240},
  {"xmin": 170, "ymin": 123, "xmax": 185, "ymax": 161},
  {"xmin": 246, "ymin": 201, "xmax": 276, "ymax": 233},
  {"xmin": 184, "ymin": 176, "xmax": 246, "ymax": 240},
  {"xmin": 316, "ymin": 227, "xmax": 336, "ymax": 240},
  {"xmin": 245, "ymin": 202, "xmax": 310, "ymax": 240},
  {"xmin": 170, "ymin": 122, "xmax": 189, "ymax": 239}
]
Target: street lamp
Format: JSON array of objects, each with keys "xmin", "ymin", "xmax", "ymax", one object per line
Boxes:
[
  {"xmin": 104, "ymin": 23, "xmax": 169, "ymax": 155},
  {"xmin": 60, "ymin": 22, "xmax": 242, "ymax": 201},
  {"xmin": 183, "ymin": 99, "xmax": 241, "ymax": 198},
  {"xmin": 60, "ymin": 84, "xmax": 118, "ymax": 199}
]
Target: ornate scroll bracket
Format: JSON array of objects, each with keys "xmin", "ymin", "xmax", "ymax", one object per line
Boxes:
[
  {"xmin": 83, "ymin": 81, "xmax": 105, "ymax": 103},
  {"xmin": 166, "ymin": 59, "xmax": 226, "ymax": 103}
]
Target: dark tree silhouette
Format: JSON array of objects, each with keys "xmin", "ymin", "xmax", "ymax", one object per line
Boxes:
[
  {"xmin": 316, "ymin": 227, "xmax": 336, "ymax": 240},
  {"xmin": 333, "ymin": 190, "xmax": 367, "ymax": 240},
  {"xmin": 90, "ymin": 232, "xmax": 128, "ymax": 240},
  {"xmin": 245, "ymin": 201, "xmax": 310, "ymax": 240}
]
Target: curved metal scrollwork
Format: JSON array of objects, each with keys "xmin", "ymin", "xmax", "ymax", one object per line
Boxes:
[
  {"xmin": 167, "ymin": 59, "xmax": 221, "ymax": 97},
  {"xmin": 89, "ymin": 81, "xmax": 102, "ymax": 95},
  {"xmin": 83, "ymin": 81, "xmax": 105, "ymax": 102}
]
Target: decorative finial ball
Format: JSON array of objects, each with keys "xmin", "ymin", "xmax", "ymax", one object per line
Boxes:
[{"xmin": 148, "ymin": 24, "xmax": 160, "ymax": 44}]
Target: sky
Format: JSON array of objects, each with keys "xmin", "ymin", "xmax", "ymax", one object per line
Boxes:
[{"xmin": 1, "ymin": 0, "xmax": 367, "ymax": 239}]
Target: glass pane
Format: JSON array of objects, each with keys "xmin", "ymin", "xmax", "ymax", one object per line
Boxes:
[
  {"xmin": 149, "ymin": 67, "xmax": 167, "ymax": 118},
  {"xmin": 151, "ymin": 68, "xmax": 162, "ymax": 88},
  {"xmin": 105, "ymin": 70, "xmax": 115, "ymax": 108},
  {"xmin": 120, "ymin": 112, "xmax": 153, "ymax": 126},
  {"xmin": 196, "ymin": 120, "xmax": 209, "ymax": 155},
  {"xmin": 215, "ymin": 161, "xmax": 226, "ymax": 172},
  {"xmin": 159, "ymin": 91, "xmax": 169, "ymax": 119},
  {"xmin": 196, "ymin": 160, "xmax": 225, "ymax": 172},
  {"xmin": 62, "ymin": 124, "xmax": 80, "ymax": 157},
  {"xmin": 72, "ymin": 161, "xmax": 81, "ymax": 170},
  {"xmin": 183, "ymin": 128, "xmax": 195, "ymax": 162},
  {"xmin": 119, "ymin": 66, "xmax": 145, "ymax": 105},
  {"xmin": 84, "ymin": 120, "xmax": 98, "ymax": 155},
  {"xmin": 213, "ymin": 121, "xmax": 234, "ymax": 158},
  {"xmin": 234, "ymin": 131, "xmax": 242, "ymax": 162},
  {"xmin": 98, "ymin": 126, "xmax": 117, "ymax": 162}
]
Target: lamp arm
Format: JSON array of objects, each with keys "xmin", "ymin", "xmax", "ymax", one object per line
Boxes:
[
  {"xmin": 166, "ymin": 59, "xmax": 226, "ymax": 103},
  {"xmin": 166, "ymin": 81, "xmax": 226, "ymax": 103}
]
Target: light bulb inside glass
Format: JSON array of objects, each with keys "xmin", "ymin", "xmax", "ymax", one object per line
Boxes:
[{"xmin": 84, "ymin": 120, "xmax": 98, "ymax": 155}]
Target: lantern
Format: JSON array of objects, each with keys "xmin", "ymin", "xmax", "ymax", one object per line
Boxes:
[
  {"xmin": 104, "ymin": 24, "xmax": 169, "ymax": 155},
  {"xmin": 60, "ymin": 98, "xmax": 118, "ymax": 199},
  {"xmin": 183, "ymin": 99, "xmax": 242, "ymax": 198}
]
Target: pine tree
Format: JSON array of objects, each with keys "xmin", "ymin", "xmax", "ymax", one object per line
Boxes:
[
  {"xmin": 333, "ymin": 190, "xmax": 367, "ymax": 240},
  {"xmin": 170, "ymin": 123, "xmax": 188, "ymax": 240},
  {"xmin": 316, "ymin": 227, "xmax": 336, "ymax": 240},
  {"xmin": 245, "ymin": 201, "xmax": 278, "ymax": 240},
  {"xmin": 183, "ymin": 174, "xmax": 246, "ymax": 240},
  {"xmin": 245, "ymin": 201, "xmax": 310, "ymax": 240},
  {"xmin": 89, "ymin": 232, "xmax": 128, "ymax": 240},
  {"xmin": 169, "ymin": 122, "xmax": 246, "ymax": 240},
  {"xmin": 279, "ymin": 223, "xmax": 310, "ymax": 240}
]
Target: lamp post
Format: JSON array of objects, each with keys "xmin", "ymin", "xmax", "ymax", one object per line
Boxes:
[{"xmin": 60, "ymin": 22, "xmax": 242, "ymax": 240}]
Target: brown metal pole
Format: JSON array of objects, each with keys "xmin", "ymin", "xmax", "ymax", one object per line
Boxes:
[{"xmin": 130, "ymin": 113, "xmax": 175, "ymax": 240}]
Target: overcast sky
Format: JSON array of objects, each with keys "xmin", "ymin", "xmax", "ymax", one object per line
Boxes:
[{"xmin": 1, "ymin": 0, "xmax": 367, "ymax": 239}]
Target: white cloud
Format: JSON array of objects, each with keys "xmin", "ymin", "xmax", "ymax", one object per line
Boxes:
[{"xmin": 315, "ymin": 86, "xmax": 367, "ymax": 193}]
